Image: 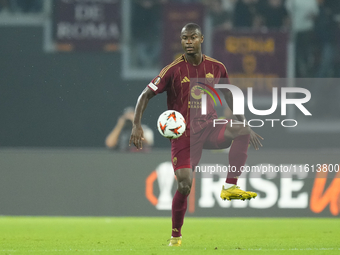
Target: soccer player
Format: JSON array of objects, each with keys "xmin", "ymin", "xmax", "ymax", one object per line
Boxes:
[{"xmin": 129, "ymin": 23, "xmax": 263, "ymax": 246}]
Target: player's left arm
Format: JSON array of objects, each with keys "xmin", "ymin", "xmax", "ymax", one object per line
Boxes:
[{"xmin": 219, "ymin": 66, "xmax": 264, "ymax": 150}]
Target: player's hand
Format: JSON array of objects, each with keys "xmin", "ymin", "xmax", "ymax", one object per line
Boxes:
[
  {"xmin": 129, "ymin": 125, "xmax": 145, "ymax": 150},
  {"xmin": 249, "ymin": 129, "xmax": 264, "ymax": 150}
]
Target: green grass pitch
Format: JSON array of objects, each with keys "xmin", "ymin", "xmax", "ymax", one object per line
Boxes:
[{"xmin": 0, "ymin": 217, "xmax": 339, "ymax": 254}]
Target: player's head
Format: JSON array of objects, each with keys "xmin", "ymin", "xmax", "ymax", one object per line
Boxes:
[
  {"xmin": 122, "ymin": 106, "xmax": 135, "ymax": 127},
  {"xmin": 180, "ymin": 23, "xmax": 204, "ymax": 55},
  {"xmin": 123, "ymin": 106, "xmax": 134, "ymax": 115}
]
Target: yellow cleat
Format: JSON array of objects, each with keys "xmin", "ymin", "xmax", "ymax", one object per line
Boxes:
[
  {"xmin": 220, "ymin": 185, "xmax": 257, "ymax": 201},
  {"xmin": 169, "ymin": 236, "xmax": 182, "ymax": 247}
]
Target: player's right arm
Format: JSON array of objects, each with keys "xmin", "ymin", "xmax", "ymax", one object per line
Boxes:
[
  {"xmin": 129, "ymin": 61, "xmax": 174, "ymax": 149},
  {"xmin": 129, "ymin": 87, "xmax": 155, "ymax": 150}
]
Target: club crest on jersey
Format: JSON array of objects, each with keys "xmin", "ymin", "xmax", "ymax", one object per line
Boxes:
[
  {"xmin": 191, "ymin": 85, "xmax": 204, "ymax": 100},
  {"xmin": 205, "ymin": 72, "xmax": 214, "ymax": 83}
]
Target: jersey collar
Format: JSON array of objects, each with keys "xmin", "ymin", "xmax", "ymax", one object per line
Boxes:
[{"xmin": 183, "ymin": 54, "xmax": 205, "ymax": 65}]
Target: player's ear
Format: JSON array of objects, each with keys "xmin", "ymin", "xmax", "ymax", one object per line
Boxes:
[{"xmin": 201, "ymin": 35, "xmax": 204, "ymax": 43}]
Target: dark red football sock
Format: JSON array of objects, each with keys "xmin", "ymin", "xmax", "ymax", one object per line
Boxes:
[
  {"xmin": 226, "ymin": 134, "xmax": 250, "ymax": 185},
  {"xmin": 171, "ymin": 190, "xmax": 188, "ymax": 237}
]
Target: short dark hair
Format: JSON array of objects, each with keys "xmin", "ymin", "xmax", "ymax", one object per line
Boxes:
[{"xmin": 182, "ymin": 23, "xmax": 203, "ymax": 36}]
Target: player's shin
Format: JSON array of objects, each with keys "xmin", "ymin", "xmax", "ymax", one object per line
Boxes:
[
  {"xmin": 221, "ymin": 134, "xmax": 257, "ymax": 201},
  {"xmin": 171, "ymin": 190, "xmax": 189, "ymax": 238},
  {"xmin": 226, "ymin": 134, "xmax": 250, "ymax": 185}
]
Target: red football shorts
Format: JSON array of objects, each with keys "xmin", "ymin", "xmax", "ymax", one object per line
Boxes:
[{"xmin": 170, "ymin": 118, "xmax": 232, "ymax": 171}]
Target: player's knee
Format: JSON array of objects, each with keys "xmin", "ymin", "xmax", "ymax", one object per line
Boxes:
[{"xmin": 178, "ymin": 180, "xmax": 191, "ymax": 195}]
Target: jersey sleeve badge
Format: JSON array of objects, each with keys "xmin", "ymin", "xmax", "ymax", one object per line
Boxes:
[
  {"xmin": 148, "ymin": 76, "xmax": 161, "ymax": 91},
  {"xmin": 154, "ymin": 76, "xmax": 161, "ymax": 86}
]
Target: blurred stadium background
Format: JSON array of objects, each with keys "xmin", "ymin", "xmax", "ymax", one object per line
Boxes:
[{"xmin": 1, "ymin": 0, "xmax": 340, "ymax": 218}]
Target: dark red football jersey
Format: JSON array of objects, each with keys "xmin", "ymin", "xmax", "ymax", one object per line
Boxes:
[{"xmin": 147, "ymin": 54, "xmax": 229, "ymax": 134}]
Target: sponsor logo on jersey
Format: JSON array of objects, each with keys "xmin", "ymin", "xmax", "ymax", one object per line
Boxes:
[
  {"xmin": 173, "ymin": 157, "xmax": 177, "ymax": 166},
  {"xmin": 191, "ymin": 85, "xmax": 204, "ymax": 100}
]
